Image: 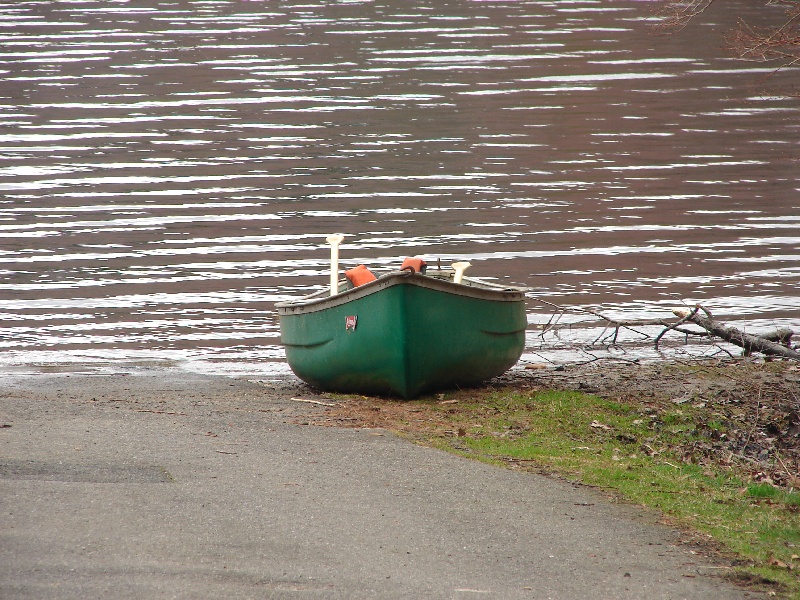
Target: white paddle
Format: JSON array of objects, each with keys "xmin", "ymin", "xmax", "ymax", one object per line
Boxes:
[
  {"xmin": 326, "ymin": 234, "xmax": 345, "ymax": 296},
  {"xmin": 451, "ymin": 261, "xmax": 471, "ymax": 284}
]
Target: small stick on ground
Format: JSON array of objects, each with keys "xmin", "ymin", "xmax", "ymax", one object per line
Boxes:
[{"xmin": 292, "ymin": 397, "xmax": 338, "ymax": 407}]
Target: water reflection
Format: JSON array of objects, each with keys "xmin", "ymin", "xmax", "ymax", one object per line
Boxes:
[{"xmin": 0, "ymin": 0, "xmax": 798, "ymax": 377}]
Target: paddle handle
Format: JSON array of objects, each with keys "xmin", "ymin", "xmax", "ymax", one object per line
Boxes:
[
  {"xmin": 326, "ymin": 234, "xmax": 345, "ymax": 296},
  {"xmin": 451, "ymin": 261, "xmax": 471, "ymax": 284}
]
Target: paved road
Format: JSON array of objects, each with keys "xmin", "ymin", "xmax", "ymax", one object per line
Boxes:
[{"xmin": 0, "ymin": 372, "xmax": 762, "ymax": 599}]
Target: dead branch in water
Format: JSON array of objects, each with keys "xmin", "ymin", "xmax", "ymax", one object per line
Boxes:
[
  {"xmin": 673, "ymin": 306, "xmax": 800, "ymax": 360},
  {"xmin": 536, "ymin": 299, "xmax": 706, "ymax": 346},
  {"xmin": 533, "ymin": 299, "xmax": 798, "ymax": 361}
]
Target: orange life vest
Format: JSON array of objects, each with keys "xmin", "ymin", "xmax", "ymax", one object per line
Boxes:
[
  {"xmin": 401, "ymin": 257, "xmax": 427, "ymax": 274},
  {"xmin": 345, "ymin": 264, "xmax": 377, "ymax": 287}
]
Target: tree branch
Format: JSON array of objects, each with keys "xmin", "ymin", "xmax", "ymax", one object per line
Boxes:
[
  {"xmin": 655, "ymin": 0, "xmax": 800, "ymax": 73},
  {"xmin": 531, "ymin": 298, "xmax": 798, "ymax": 361},
  {"xmin": 673, "ymin": 307, "xmax": 800, "ymax": 360}
]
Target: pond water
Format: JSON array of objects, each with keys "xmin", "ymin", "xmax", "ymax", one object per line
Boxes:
[{"xmin": 1, "ymin": 0, "xmax": 798, "ymax": 377}]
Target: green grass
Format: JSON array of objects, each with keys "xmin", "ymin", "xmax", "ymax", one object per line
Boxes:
[{"xmin": 420, "ymin": 389, "xmax": 800, "ymax": 598}]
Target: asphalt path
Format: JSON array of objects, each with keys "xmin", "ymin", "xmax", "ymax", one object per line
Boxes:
[{"xmin": 0, "ymin": 372, "xmax": 763, "ymax": 599}]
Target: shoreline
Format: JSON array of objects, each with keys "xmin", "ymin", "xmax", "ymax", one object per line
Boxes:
[
  {"xmin": 0, "ymin": 363, "xmax": 778, "ymax": 598},
  {"xmin": 3, "ymin": 355, "xmax": 797, "ymax": 483},
  {"xmin": 0, "ymin": 363, "xmax": 800, "ymax": 599}
]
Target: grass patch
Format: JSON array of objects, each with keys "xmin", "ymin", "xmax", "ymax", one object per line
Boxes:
[{"xmin": 341, "ymin": 388, "xmax": 800, "ymax": 598}]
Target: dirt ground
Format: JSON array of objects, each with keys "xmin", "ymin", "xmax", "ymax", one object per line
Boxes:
[{"xmin": 311, "ymin": 358, "xmax": 800, "ymax": 490}]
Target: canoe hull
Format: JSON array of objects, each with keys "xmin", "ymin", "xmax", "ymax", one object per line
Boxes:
[{"xmin": 277, "ymin": 274, "xmax": 527, "ymax": 399}]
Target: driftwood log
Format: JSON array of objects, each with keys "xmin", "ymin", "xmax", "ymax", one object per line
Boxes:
[{"xmin": 673, "ymin": 307, "xmax": 800, "ymax": 361}]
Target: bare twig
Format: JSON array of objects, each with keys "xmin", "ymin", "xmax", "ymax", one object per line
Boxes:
[
  {"xmin": 291, "ymin": 397, "xmax": 338, "ymax": 407},
  {"xmin": 739, "ymin": 387, "xmax": 763, "ymax": 457},
  {"xmin": 774, "ymin": 452, "xmax": 795, "ymax": 489},
  {"xmin": 654, "ymin": 307, "xmax": 701, "ymax": 351},
  {"xmin": 654, "ymin": 0, "xmax": 718, "ymax": 31}
]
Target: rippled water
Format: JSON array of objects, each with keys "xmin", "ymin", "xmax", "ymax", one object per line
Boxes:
[{"xmin": 1, "ymin": 0, "xmax": 798, "ymax": 377}]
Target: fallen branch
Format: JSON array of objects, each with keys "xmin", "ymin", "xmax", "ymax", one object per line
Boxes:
[
  {"xmin": 531, "ymin": 298, "xmax": 798, "ymax": 361},
  {"xmin": 534, "ymin": 299, "xmax": 709, "ymax": 348},
  {"xmin": 760, "ymin": 327, "xmax": 794, "ymax": 346},
  {"xmin": 673, "ymin": 307, "xmax": 800, "ymax": 360}
]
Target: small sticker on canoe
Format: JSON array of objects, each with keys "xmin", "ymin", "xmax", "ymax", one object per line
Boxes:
[{"xmin": 345, "ymin": 315, "xmax": 357, "ymax": 331}]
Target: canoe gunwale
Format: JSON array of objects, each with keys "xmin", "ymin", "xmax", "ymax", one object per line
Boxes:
[{"xmin": 275, "ymin": 272, "xmax": 527, "ymax": 316}]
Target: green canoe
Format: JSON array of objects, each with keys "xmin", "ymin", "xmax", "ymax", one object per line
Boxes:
[{"xmin": 276, "ymin": 271, "xmax": 527, "ymax": 399}]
